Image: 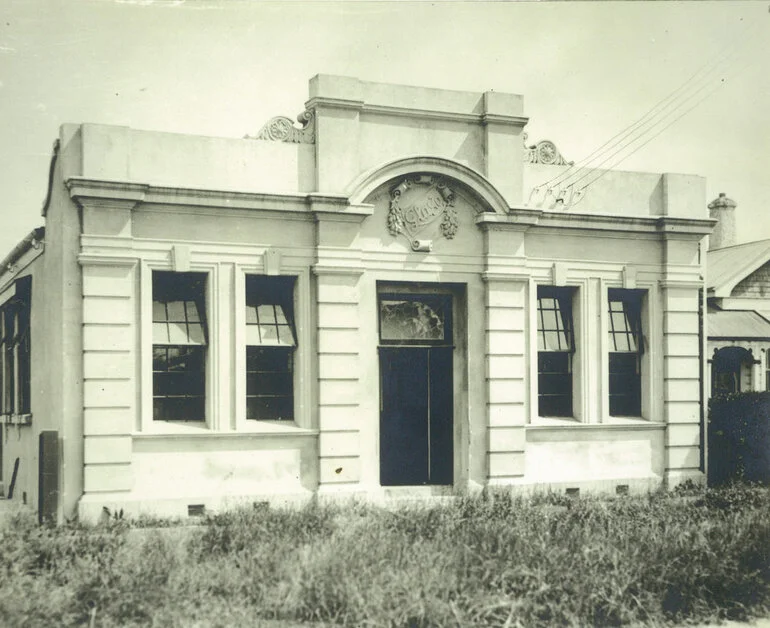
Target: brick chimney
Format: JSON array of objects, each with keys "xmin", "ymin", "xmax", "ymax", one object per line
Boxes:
[{"xmin": 708, "ymin": 193, "xmax": 737, "ymax": 250}]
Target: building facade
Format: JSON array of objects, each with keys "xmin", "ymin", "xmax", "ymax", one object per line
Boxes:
[
  {"xmin": 0, "ymin": 76, "xmax": 712, "ymax": 522},
  {"xmin": 707, "ymin": 195, "xmax": 770, "ymax": 396}
]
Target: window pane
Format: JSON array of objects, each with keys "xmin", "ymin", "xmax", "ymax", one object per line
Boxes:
[
  {"xmin": 153, "ymin": 322, "xmax": 169, "ymax": 344},
  {"xmin": 168, "ymin": 321, "xmax": 189, "ymax": 344},
  {"xmin": 247, "ymin": 347, "xmax": 292, "ymax": 372},
  {"xmin": 614, "ymin": 333, "xmax": 631, "ymax": 352},
  {"xmin": 611, "ymin": 311, "xmax": 627, "ymax": 333},
  {"xmin": 154, "ymin": 371, "xmax": 205, "ymax": 396},
  {"xmin": 246, "ymin": 346, "xmax": 293, "ymax": 420},
  {"xmin": 247, "ymin": 372, "xmax": 293, "ymax": 397},
  {"xmin": 537, "ymin": 352, "xmax": 572, "ymax": 417},
  {"xmin": 186, "ymin": 301, "xmax": 201, "ymax": 322},
  {"xmin": 609, "ymin": 353, "xmax": 641, "ymax": 416},
  {"xmin": 166, "ymin": 301, "xmax": 186, "ymax": 322},
  {"xmin": 257, "ymin": 304, "xmax": 276, "ymax": 325},
  {"xmin": 153, "ymin": 344, "xmax": 206, "ymax": 421},
  {"xmin": 247, "ymin": 396, "xmax": 293, "ymax": 421},
  {"xmin": 153, "ymin": 346, "xmax": 169, "ymax": 371},
  {"xmin": 152, "ymin": 301, "xmax": 167, "ymax": 322},
  {"xmin": 608, "ymin": 290, "xmax": 642, "ymax": 356},
  {"xmin": 259, "ymin": 324, "xmax": 279, "ymax": 344},
  {"xmin": 541, "ymin": 309, "xmax": 557, "ymax": 331},
  {"xmin": 187, "ymin": 323, "xmax": 205, "ymax": 345},
  {"xmin": 245, "ymin": 326, "xmax": 262, "ymax": 345},
  {"xmin": 277, "ymin": 325, "xmax": 294, "ymax": 346},
  {"xmin": 536, "ymin": 287, "xmax": 574, "ymax": 353},
  {"xmin": 245, "ymin": 279, "xmax": 297, "ymax": 347},
  {"xmin": 153, "ymin": 272, "xmax": 208, "ymax": 347},
  {"xmin": 380, "ymin": 299, "xmax": 445, "ymax": 341},
  {"xmin": 154, "ymin": 397, "xmax": 205, "ymax": 421},
  {"xmin": 543, "ymin": 330, "xmax": 566, "ymax": 352}
]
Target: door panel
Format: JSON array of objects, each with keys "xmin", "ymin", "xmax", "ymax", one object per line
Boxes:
[
  {"xmin": 428, "ymin": 346, "xmax": 453, "ymax": 485},
  {"xmin": 379, "ymin": 346, "xmax": 453, "ymax": 486},
  {"xmin": 379, "ymin": 348, "xmax": 430, "ymax": 485}
]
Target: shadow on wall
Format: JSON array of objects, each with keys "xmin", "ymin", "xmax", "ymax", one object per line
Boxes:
[{"xmin": 708, "ymin": 391, "xmax": 770, "ymax": 486}]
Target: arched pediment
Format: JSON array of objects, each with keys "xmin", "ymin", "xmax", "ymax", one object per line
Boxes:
[{"xmin": 347, "ymin": 156, "xmax": 511, "ymax": 216}]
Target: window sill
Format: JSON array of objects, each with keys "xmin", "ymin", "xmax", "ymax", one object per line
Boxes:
[
  {"xmin": 134, "ymin": 420, "xmax": 318, "ymax": 439},
  {"xmin": 530, "ymin": 416, "xmax": 581, "ymax": 427},
  {"xmin": 2, "ymin": 413, "xmax": 32, "ymax": 426},
  {"xmin": 528, "ymin": 417, "xmax": 665, "ymax": 431}
]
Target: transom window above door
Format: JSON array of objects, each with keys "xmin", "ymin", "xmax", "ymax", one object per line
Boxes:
[{"xmin": 378, "ymin": 294, "xmax": 452, "ymax": 345}]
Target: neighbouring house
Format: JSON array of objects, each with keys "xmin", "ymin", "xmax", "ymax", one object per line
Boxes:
[
  {"xmin": 0, "ymin": 75, "xmax": 713, "ymax": 523},
  {"xmin": 706, "ymin": 194, "xmax": 770, "ymax": 396}
]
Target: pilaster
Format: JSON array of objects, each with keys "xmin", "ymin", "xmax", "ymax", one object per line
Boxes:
[
  {"xmin": 313, "ymin": 268, "xmax": 364, "ymax": 489},
  {"xmin": 660, "ymin": 281, "xmax": 705, "ymax": 486},
  {"xmin": 79, "ymin": 255, "xmax": 138, "ymax": 495},
  {"xmin": 312, "ymin": 199, "xmax": 368, "ymax": 490},
  {"xmin": 483, "ymin": 275, "xmax": 528, "ymax": 482}
]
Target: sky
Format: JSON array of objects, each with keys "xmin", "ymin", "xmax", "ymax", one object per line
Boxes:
[{"xmin": 1, "ymin": 0, "xmax": 769, "ymax": 257}]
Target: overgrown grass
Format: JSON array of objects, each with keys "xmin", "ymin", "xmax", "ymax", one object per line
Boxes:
[{"xmin": 1, "ymin": 485, "xmax": 769, "ymax": 627}]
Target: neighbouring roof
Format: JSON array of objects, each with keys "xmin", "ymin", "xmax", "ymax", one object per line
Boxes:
[
  {"xmin": 707, "ymin": 238, "xmax": 770, "ymax": 297},
  {"xmin": 708, "ymin": 309, "xmax": 770, "ymax": 340}
]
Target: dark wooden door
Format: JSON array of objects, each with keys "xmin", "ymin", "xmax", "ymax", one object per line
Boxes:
[{"xmin": 379, "ymin": 344, "xmax": 453, "ymax": 486}]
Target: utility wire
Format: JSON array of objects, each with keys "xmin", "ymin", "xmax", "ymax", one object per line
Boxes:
[
  {"xmin": 535, "ymin": 19, "xmax": 761, "ymax": 194},
  {"xmin": 573, "ymin": 51, "xmax": 764, "ymax": 194}
]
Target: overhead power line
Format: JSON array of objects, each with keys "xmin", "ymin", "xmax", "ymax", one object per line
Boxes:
[
  {"xmin": 572, "ymin": 50, "xmax": 765, "ymax": 193},
  {"xmin": 530, "ymin": 17, "xmax": 763, "ymax": 207}
]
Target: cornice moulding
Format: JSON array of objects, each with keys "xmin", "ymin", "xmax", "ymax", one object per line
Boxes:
[
  {"xmin": 482, "ymin": 271, "xmax": 530, "ymax": 283},
  {"xmin": 308, "ymin": 96, "xmax": 529, "ymax": 127},
  {"xmin": 77, "ymin": 254, "xmax": 139, "ymax": 268},
  {"xmin": 658, "ymin": 279, "xmax": 705, "ymax": 290},
  {"xmin": 312, "ymin": 208, "xmax": 373, "ymax": 224},
  {"xmin": 482, "ymin": 113, "xmax": 529, "ymax": 127},
  {"xmin": 477, "ymin": 208, "xmax": 714, "ymax": 238},
  {"xmin": 657, "ymin": 217, "xmax": 717, "ymax": 237},
  {"xmin": 305, "ymin": 96, "xmax": 365, "ymax": 111},
  {"xmin": 476, "ymin": 211, "xmax": 541, "ymax": 229},
  {"xmin": 365, "ymin": 104, "xmax": 528, "ymax": 126},
  {"xmin": 311, "ymin": 264, "xmax": 365, "ymax": 277},
  {"xmin": 65, "ymin": 177, "xmax": 353, "ymax": 216},
  {"xmin": 307, "ymin": 194, "xmax": 372, "ymax": 218},
  {"xmin": 67, "ymin": 178, "xmax": 147, "ymax": 209}
]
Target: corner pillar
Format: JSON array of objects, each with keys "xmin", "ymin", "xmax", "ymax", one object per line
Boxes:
[
  {"xmin": 78, "ymin": 255, "xmax": 138, "ymax": 500},
  {"xmin": 660, "ymin": 280, "xmax": 705, "ymax": 487}
]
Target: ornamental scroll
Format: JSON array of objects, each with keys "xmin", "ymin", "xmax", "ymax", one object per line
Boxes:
[
  {"xmin": 523, "ymin": 132, "xmax": 573, "ymax": 166},
  {"xmin": 387, "ymin": 175, "xmax": 458, "ymax": 251},
  {"xmin": 247, "ymin": 110, "xmax": 315, "ymax": 144}
]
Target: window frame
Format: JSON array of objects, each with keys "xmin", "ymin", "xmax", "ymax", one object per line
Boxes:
[
  {"xmin": 607, "ymin": 288, "xmax": 646, "ymax": 419},
  {"xmin": 535, "ymin": 285, "xmax": 577, "ymax": 419},
  {"xmin": 151, "ymin": 270, "xmax": 209, "ymax": 423},
  {"xmin": 243, "ymin": 274, "xmax": 298, "ymax": 422},
  {"xmin": 0, "ymin": 276, "xmax": 31, "ymax": 420}
]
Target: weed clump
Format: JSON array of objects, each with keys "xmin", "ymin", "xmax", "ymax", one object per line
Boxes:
[{"xmin": 0, "ymin": 485, "xmax": 768, "ymax": 627}]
